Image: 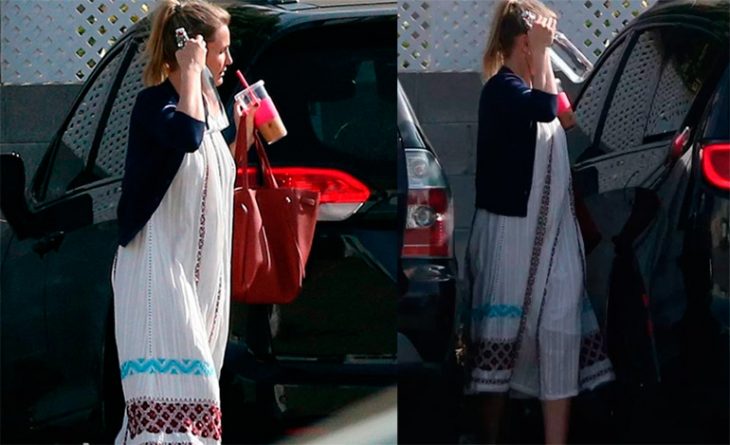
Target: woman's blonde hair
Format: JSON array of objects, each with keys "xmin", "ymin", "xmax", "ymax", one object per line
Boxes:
[
  {"xmin": 143, "ymin": 0, "xmax": 230, "ymax": 86},
  {"xmin": 482, "ymin": 0, "xmax": 557, "ymax": 80}
]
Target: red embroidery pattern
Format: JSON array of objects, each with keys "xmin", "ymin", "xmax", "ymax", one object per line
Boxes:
[
  {"xmin": 470, "ymin": 339, "xmax": 514, "ymax": 371},
  {"xmin": 509, "ymin": 138, "xmax": 554, "ymax": 368},
  {"xmin": 126, "ymin": 399, "xmax": 222, "ymax": 440},
  {"xmin": 579, "ymin": 330, "xmax": 610, "ymax": 369},
  {"xmin": 194, "ymin": 160, "xmax": 210, "ymax": 286}
]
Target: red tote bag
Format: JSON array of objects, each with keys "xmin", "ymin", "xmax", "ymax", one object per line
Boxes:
[{"xmin": 230, "ymin": 124, "xmax": 319, "ymax": 304}]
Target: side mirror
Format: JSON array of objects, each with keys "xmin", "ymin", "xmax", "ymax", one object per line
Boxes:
[{"xmin": 1, "ymin": 153, "xmax": 38, "ymax": 239}]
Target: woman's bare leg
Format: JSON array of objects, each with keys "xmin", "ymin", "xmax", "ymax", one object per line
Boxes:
[
  {"xmin": 542, "ymin": 398, "xmax": 571, "ymax": 444},
  {"xmin": 477, "ymin": 393, "xmax": 507, "ymax": 444}
]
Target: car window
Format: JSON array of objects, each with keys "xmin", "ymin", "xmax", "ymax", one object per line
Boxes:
[
  {"xmin": 595, "ymin": 27, "xmax": 720, "ymax": 156},
  {"xmin": 570, "ymin": 38, "xmax": 628, "ymax": 163},
  {"xmin": 247, "ymin": 20, "xmax": 397, "ymax": 191},
  {"xmin": 92, "ymin": 41, "xmax": 146, "ymax": 180},
  {"xmin": 41, "ymin": 46, "xmax": 125, "ymax": 202},
  {"xmin": 703, "ymin": 67, "xmax": 729, "ymax": 140}
]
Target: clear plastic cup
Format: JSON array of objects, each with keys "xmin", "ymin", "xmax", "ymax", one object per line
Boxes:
[{"xmin": 234, "ymin": 80, "xmax": 287, "ymax": 144}]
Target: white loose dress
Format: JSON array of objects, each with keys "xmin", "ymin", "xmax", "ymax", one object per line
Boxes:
[
  {"xmin": 112, "ymin": 106, "xmax": 234, "ymax": 444},
  {"xmin": 465, "ymin": 118, "xmax": 614, "ymax": 400}
]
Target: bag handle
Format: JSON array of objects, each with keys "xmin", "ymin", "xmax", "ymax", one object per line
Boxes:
[{"xmin": 234, "ymin": 115, "xmax": 278, "ymax": 189}]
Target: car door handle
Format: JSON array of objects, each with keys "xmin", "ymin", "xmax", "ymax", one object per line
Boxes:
[{"xmin": 33, "ymin": 231, "xmax": 65, "ymax": 256}]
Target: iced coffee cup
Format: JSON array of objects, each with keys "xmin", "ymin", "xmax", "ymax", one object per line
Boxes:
[{"xmin": 234, "ymin": 80, "xmax": 287, "ymax": 144}]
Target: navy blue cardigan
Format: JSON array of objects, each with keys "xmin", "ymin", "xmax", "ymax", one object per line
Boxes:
[
  {"xmin": 117, "ymin": 80, "xmax": 235, "ymax": 246},
  {"xmin": 474, "ymin": 66, "xmax": 558, "ymax": 216}
]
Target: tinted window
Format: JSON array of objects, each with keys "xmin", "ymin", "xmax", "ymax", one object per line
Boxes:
[
  {"xmin": 93, "ymin": 42, "xmax": 146, "ymax": 180},
  {"xmin": 600, "ymin": 31, "xmax": 664, "ymax": 153},
  {"xmin": 704, "ymin": 67, "xmax": 729, "ymax": 140},
  {"xmin": 247, "ymin": 20, "xmax": 397, "ymax": 191},
  {"xmin": 597, "ymin": 28, "xmax": 720, "ymax": 155},
  {"xmin": 41, "ymin": 48, "xmax": 124, "ymax": 201},
  {"xmin": 570, "ymin": 38, "xmax": 628, "ymax": 163}
]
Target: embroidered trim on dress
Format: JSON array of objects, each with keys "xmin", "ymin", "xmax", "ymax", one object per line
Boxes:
[
  {"xmin": 146, "ymin": 224, "xmax": 154, "ymax": 356},
  {"xmin": 125, "ymin": 398, "xmax": 222, "ymax": 441},
  {"xmin": 470, "ymin": 376, "xmax": 511, "ymax": 385},
  {"xmin": 120, "ymin": 358, "xmax": 215, "ymax": 379},
  {"xmin": 470, "ymin": 339, "xmax": 515, "ymax": 371},
  {"xmin": 208, "ymin": 274, "xmax": 223, "ymax": 344},
  {"xmin": 194, "ymin": 158, "xmax": 210, "ymax": 286},
  {"xmin": 471, "ymin": 304, "xmax": 523, "ymax": 320},
  {"xmin": 509, "ymin": 137, "xmax": 554, "ymax": 368},
  {"xmin": 579, "ymin": 367, "xmax": 614, "ymax": 386},
  {"xmin": 579, "ymin": 330, "xmax": 611, "ymax": 368}
]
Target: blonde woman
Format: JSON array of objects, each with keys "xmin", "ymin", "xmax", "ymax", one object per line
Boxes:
[
  {"xmin": 112, "ymin": 0, "xmax": 257, "ymax": 443},
  {"xmin": 464, "ymin": 0, "xmax": 614, "ymax": 443}
]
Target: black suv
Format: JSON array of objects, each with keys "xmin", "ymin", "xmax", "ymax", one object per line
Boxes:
[
  {"xmin": 0, "ymin": 0, "xmax": 398, "ymax": 442},
  {"xmin": 396, "ymin": 80, "xmax": 460, "ymax": 443},
  {"xmin": 562, "ymin": 0, "xmax": 728, "ymax": 442}
]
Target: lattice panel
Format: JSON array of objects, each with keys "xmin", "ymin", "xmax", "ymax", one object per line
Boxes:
[
  {"xmin": 398, "ymin": 0, "xmax": 656, "ymax": 72},
  {"xmin": 97, "ymin": 42, "xmax": 146, "ymax": 178},
  {"xmin": 1, "ymin": 0, "xmax": 150, "ymax": 85},
  {"xmin": 399, "ymin": 1, "xmax": 432, "ymax": 71}
]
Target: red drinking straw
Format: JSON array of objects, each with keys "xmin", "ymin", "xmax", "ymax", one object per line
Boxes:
[
  {"xmin": 235, "ymin": 69, "xmax": 260, "ymax": 106},
  {"xmin": 235, "ymin": 69, "xmax": 250, "ymax": 89}
]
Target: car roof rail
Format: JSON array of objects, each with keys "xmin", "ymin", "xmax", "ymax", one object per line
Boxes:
[{"xmin": 245, "ymin": 0, "xmax": 299, "ymax": 5}]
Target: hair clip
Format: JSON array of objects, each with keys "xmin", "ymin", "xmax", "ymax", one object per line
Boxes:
[{"xmin": 521, "ymin": 10, "xmax": 537, "ymax": 29}]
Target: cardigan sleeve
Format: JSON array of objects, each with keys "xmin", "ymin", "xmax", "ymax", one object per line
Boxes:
[
  {"xmin": 499, "ymin": 72, "xmax": 558, "ymax": 122},
  {"xmin": 134, "ymin": 88, "xmax": 206, "ymax": 153},
  {"xmin": 221, "ymin": 122, "xmax": 236, "ymax": 145}
]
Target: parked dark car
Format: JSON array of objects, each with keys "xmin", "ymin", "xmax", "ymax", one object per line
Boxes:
[
  {"xmin": 0, "ymin": 0, "xmax": 400, "ymax": 442},
  {"xmin": 396, "ymin": 80, "xmax": 460, "ymax": 443},
  {"xmin": 395, "ymin": 1, "xmax": 729, "ymax": 443},
  {"xmin": 562, "ymin": 0, "xmax": 729, "ymax": 442}
]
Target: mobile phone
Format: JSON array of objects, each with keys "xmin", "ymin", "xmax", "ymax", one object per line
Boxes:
[{"xmin": 175, "ymin": 27, "xmax": 189, "ymax": 49}]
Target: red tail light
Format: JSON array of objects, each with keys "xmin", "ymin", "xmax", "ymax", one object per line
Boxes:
[
  {"xmin": 237, "ymin": 167, "xmax": 371, "ymax": 221},
  {"xmin": 402, "ymin": 149, "xmax": 454, "ymax": 258},
  {"xmin": 403, "ymin": 188, "xmax": 453, "ymax": 257},
  {"xmin": 701, "ymin": 143, "xmax": 730, "ymax": 191}
]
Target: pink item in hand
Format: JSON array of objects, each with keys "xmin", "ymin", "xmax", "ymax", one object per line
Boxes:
[{"xmin": 557, "ymin": 91, "xmax": 572, "ymax": 115}]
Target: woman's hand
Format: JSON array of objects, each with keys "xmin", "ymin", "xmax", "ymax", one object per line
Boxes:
[
  {"xmin": 527, "ymin": 15, "xmax": 558, "ymax": 94},
  {"xmin": 174, "ymin": 35, "xmax": 207, "ymax": 122},
  {"xmin": 234, "ymin": 100, "xmax": 260, "ymax": 151},
  {"xmin": 527, "ymin": 15, "xmax": 556, "ymax": 50},
  {"xmin": 175, "ymin": 34, "xmax": 207, "ymax": 75}
]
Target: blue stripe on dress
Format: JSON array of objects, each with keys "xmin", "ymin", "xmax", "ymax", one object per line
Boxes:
[
  {"xmin": 471, "ymin": 304, "xmax": 523, "ymax": 320},
  {"xmin": 120, "ymin": 358, "xmax": 215, "ymax": 379}
]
